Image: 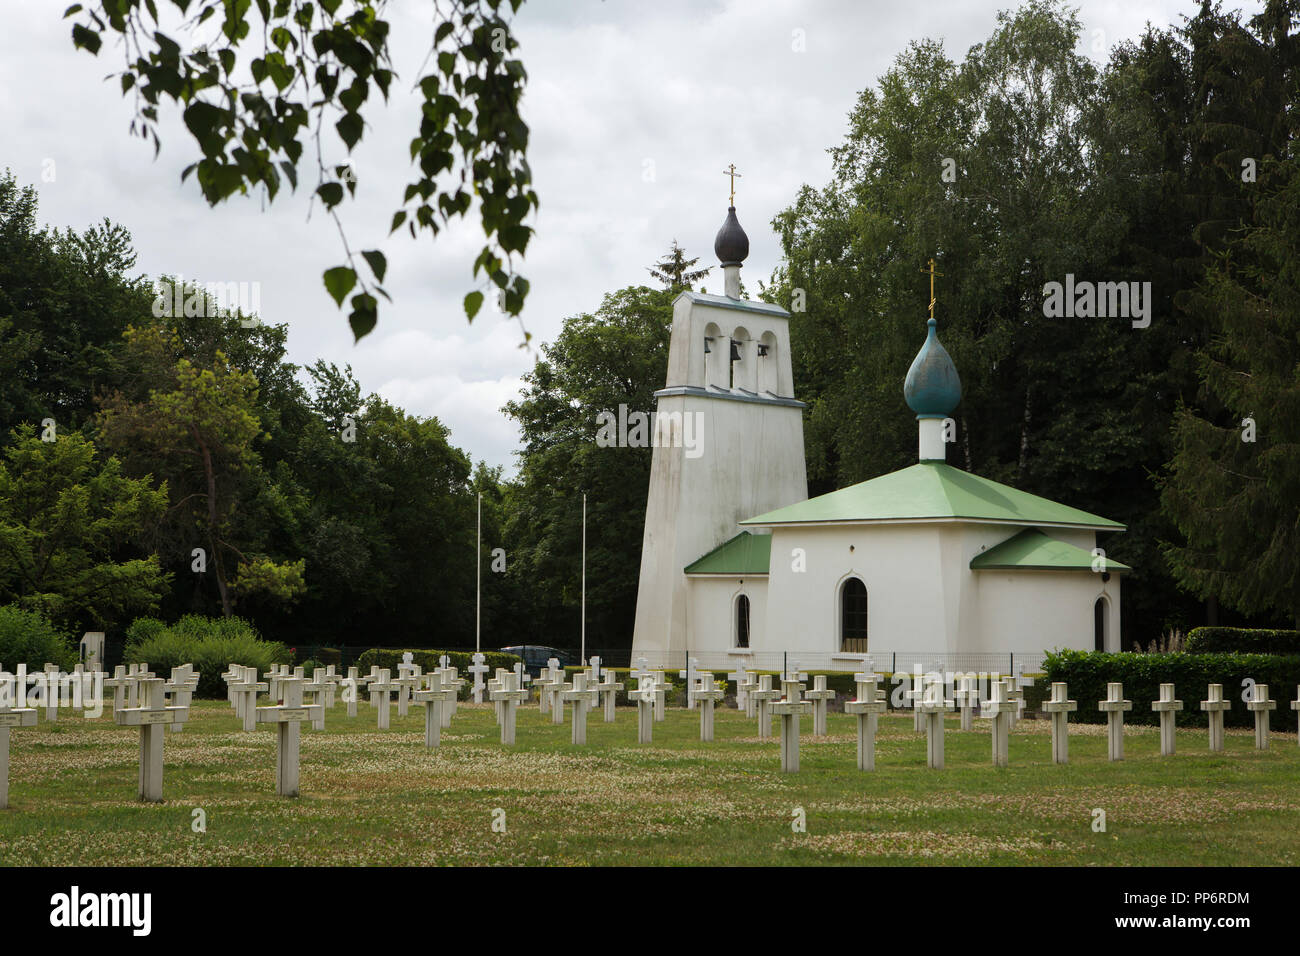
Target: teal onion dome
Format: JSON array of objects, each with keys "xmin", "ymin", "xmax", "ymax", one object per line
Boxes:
[{"xmin": 904, "ymin": 318, "xmax": 961, "ymax": 418}]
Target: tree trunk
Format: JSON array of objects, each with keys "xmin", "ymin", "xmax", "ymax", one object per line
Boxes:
[
  {"xmin": 1017, "ymin": 385, "xmax": 1033, "ymax": 479},
  {"xmin": 197, "ymin": 432, "xmax": 232, "ymax": 617}
]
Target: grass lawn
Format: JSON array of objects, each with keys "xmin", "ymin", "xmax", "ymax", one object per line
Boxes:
[{"xmin": 1, "ymin": 698, "xmax": 1297, "ymax": 866}]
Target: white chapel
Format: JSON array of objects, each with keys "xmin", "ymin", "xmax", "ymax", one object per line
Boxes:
[{"xmin": 630, "ymin": 202, "xmax": 1129, "ymax": 671}]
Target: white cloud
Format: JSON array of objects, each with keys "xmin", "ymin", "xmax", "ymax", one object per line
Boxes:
[{"xmin": 1, "ymin": 0, "xmax": 1250, "ymax": 473}]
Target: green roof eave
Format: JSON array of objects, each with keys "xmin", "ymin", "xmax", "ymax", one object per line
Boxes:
[
  {"xmin": 970, "ymin": 528, "xmax": 1132, "ymax": 572},
  {"xmin": 684, "ymin": 531, "xmax": 772, "ymax": 575},
  {"xmin": 740, "ymin": 462, "xmax": 1125, "ymax": 531}
]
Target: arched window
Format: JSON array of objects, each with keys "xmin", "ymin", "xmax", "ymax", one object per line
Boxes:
[
  {"xmin": 1094, "ymin": 597, "xmax": 1106, "ymax": 652},
  {"xmin": 736, "ymin": 594, "xmax": 751, "ymax": 648},
  {"xmin": 841, "ymin": 578, "xmax": 868, "ymax": 652}
]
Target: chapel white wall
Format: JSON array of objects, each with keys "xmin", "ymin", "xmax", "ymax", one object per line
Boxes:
[{"xmin": 631, "ymin": 295, "xmax": 807, "ymax": 667}]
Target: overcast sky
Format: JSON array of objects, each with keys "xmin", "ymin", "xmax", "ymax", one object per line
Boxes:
[{"xmin": 1, "ymin": 0, "xmax": 1259, "ymax": 474}]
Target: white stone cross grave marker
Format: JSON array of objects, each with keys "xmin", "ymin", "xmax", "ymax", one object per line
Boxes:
[
  {"xmin": 751, "ymin": 674, "xmax": 781, "ymax": 738},
  {"xmin": 436, "ymin": 656, "xmax": 463, "ymax": 720},
  {"xmin": 319, "ymin": 665, "xmax": 341, "ymax": 708},
  {"xmin": 368, "ymin": 669, "xmax": 398, "ymax": 730},
  {"xmin": 222, "ymin": 662, "xmax": 243, "ymax": 707},
  {"xmin": 536, "ymin": 663, "xmax": 554, "ymax": 715},
  {"xmin": 164, "ymin": 664, "xmax": 199, "ymax": 732},
  {"xmin": 981, "ymin": 678, "xmax": 1018, "ymax": 768},
  {"xmin": 844, "ymin": 672, "xmax": 887, "ymax": 771},
  {"xmin": 342, "ymin": 666, "xmax": 364, "ymax": 718},
  {"xmin": 593, "ymin": 667, "xmax": 623, "ymax": 723},
  {"xmin": 1009, "ymin": 662, "xmax": 1031, "ymax": 729},
  {"xmin": 128, "ymin": 662, "xmax": 155, "ymax": 701},
  {"xmin": 1247, "ymin": 683, "xmax": 1277, "ymax": 750},
  {"xmin": 917, "ymin": 677, "xmax": 953, "ymax": 769},
  {"xmin": 265, "ymin": 664, "xmax": 287, "ymax": 701},
  {"xmin": 231, "ymin": 666, "xmax": 268, "ymax": 732},
  {"xmin": 633, "ymin": 677, "xmax": 657, "ymax": 744},
  {"xmin": 728, "ymin": 663, "xmax": 752, "ymax": 712},
  {"xmin": 68, "ymin": 662, "xmax": 101, "ymax": 716},
  {"xmin": 489, "ymin": 671, "xmax": 529, "ymax": 745},
  {"xmin": 651, "ymin": 671, "xmax": 669, "ymax": 721},
  {"xmin": 395, "ymin": 657, "xmax": 422, "ymax": 717},
  {"xmin": 413, "ymin": 674, "xmax": 455, "ymax": 748},
  {"xmin": 103, "ymin": 665, "xmax": 134, "ymax": 715},
  {"xmin": 561, "ymin": 671, "xmax": 600, "ymax": 745},
  {"xmin": 1041, "ymin": 682, "xmax": 1078, "ymax": 764},
  {"xmin": 1199, "ymin": 683, "xmax": 1232, "ymax": 752},
  {"xmin": 0, "ymin": 674, "xmax": 38, "ymax": 809},
  {"xmin": 488, "ymin": 668, "xmax": 509, "ymax": 724},
  {"xmin": 512, "ymin": 662, "xmax": 532, "ymax": 704},
  {"xmin": 771, "ymin": 679, "xmax": 813, "ymax": 773},
  {"xmin": 1150, "ymin": 683, "xmax": 1183, "ymax": 756},
  {"xmin": 1292, "ymin": 686, "xmax": 1300, "ymax": 748},
  {"xmin": 954, "ymin": 673, "xmax": 980, "ymax": 731},
  {"xmin": 468, "ymin": 652, "xmax": 491, "ymax": 704},
  {"xmin": 805, "ymin": 675, "xmax": 835, "ymax": 736},
  {"xmin": 114, "ymin": 677, "xmax": 189, "ymax": 802},
  {"xmin": 438, "ymin": 666, "xmax": 464, "ymax": 728},
  {"xmin": 905, "ymin": 667, "xmax": 926, "ymax": 733},
  {"xmin": 40, "ymin": 663, "xmax": 63, "ymax": 722},
  {"xmin": 255, "ymin": 677, "xmax": 322, "ymax": 797},
  {"xmin": 695, "ymin": 672, "xmax": 725, "ymax": 742},
  {"xmin": 1097, "ymin": 681, "xmax": 1133, "ymax": 761},
  {"xmin": 739, "ymin": 670, "xmax": 761, "ymax": 719},
  {"xmin": 540, "ymin": 658, "xmax": 566, "ymax": 723},
  {"xmin": 679, "ymin": 657, "xmax": 700, "ymax": 708},
  {"xmin": 544, "ymin": 661, "xmax": 568, "ymax": 725},
  {"xmin": 301, "ymin": 669, "xmax": 328, "ymax": 731}
]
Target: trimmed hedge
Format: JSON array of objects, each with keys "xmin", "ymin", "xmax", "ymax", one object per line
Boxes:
[
  {"xmin": 1044, "ymin": 649, "xmax": 1300, "ymax": 732},
  {"xmin": 0, "ymin": 605, "xmax": 77, "ymax": 670},
  {"xmin": 1186, "ymin": 627, "xmax": 1300, "ymax": 656},
  {"xmin": 123, "ymin": 615, "xmax": 292, "ymax": 698}
]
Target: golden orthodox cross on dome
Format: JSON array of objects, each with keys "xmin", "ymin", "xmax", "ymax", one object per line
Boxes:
[
  {"xmin": 722, "ymin": 163, "xmax": 742, "ymax": 206},
  {"xmin": 922, "ymin": 257, "xmax": 943, "ymax": 319}
]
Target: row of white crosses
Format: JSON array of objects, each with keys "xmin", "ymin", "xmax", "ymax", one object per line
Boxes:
[{"xmin": 5, "ymin": 662, "xmax": 109, "ymax": 722}]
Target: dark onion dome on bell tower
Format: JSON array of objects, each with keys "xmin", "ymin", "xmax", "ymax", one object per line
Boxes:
[
  {"xmin": 714, "ymin": 206, "xmax": 749, "ymax": 267},
  {"xmin": 904, "ymin": 318, "xmax": 962, "ymax": 418}
]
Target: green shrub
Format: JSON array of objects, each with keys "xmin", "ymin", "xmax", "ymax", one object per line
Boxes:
[
  {"xmin": 123, "ymin": 614, "xmax": 291, "ymax": 698},
  {"xmin": 1043, "ymin": 649, "xmax": 1300, "ymax": 731},
  {"xmin": 0, "ymin": 605, "xmax": 77, "ymax": 670},
  {"xmin": 124, "ymin": 616, "xmax": 167, "ymax": 645},
  {"xmin": 1186, "ymin": 627, "xmax": 1300, "ymax": 655}
]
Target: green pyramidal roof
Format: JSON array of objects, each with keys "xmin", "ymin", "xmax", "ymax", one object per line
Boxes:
[
  {"xmin": 684, "ymin": 531, "xmax": 772, "ymax": 575},
  {"xmin": 970, "ymin": 528, "xmax": 1131, "ymax": 572},
  {"xmin": 741, "ymin": 461, "xmax": 1124, "ymax": 530}
]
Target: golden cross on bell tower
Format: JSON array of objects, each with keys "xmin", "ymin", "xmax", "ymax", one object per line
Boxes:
[
  {"xmin": 722, "ymin": 163, "xmax": 742, "ymax": 207},
  {"xmin": 921, "ymin": 257, "xmax": 943, "ymax": 319}
]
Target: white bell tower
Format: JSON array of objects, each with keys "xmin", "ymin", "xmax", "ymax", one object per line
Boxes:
[{"xmin": 630, "ymin": 197, "xmax": 808, "ymax": 666}]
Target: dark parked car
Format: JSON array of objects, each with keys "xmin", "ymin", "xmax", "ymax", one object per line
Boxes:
[{"xmin": 499, "ymin": 645, "xmax": 575, "ymax": 677}]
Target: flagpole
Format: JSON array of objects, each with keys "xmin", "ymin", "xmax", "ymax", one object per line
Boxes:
[
  {"xmin": 476, "ymin": 492, "xmax": 482, "ymax": 654},
  {"xmin": 581, "ymin": 492, "xmax": 587, "ymax": 665}
]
